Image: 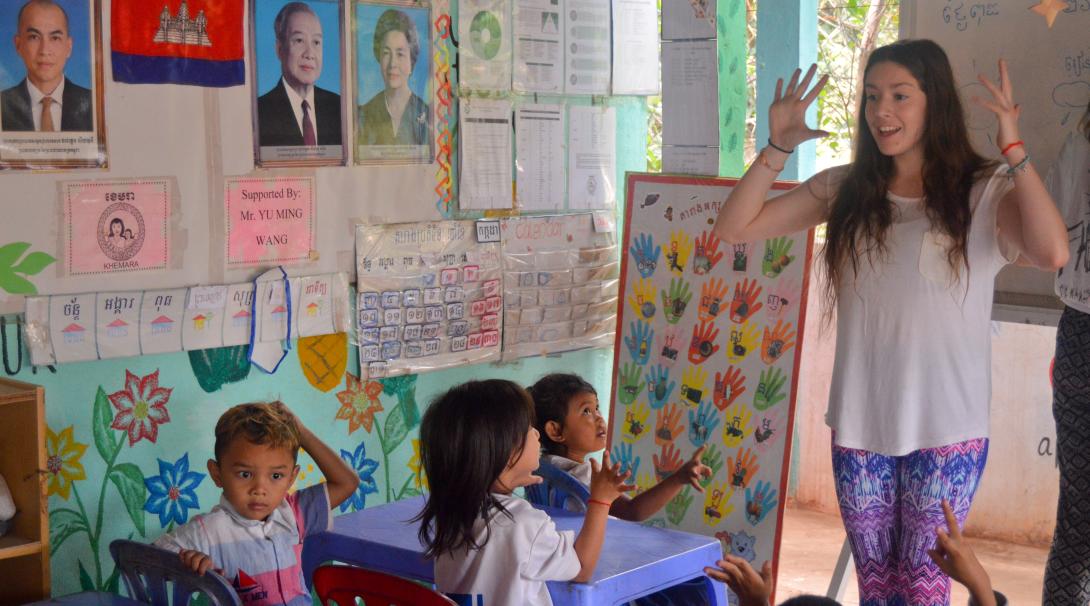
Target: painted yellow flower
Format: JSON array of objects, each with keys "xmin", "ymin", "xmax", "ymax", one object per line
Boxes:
[
  {"xmin": 408, "ymin": 439, "xmax": 428, "ymax": 489},
  {"xmin": 45, "ymin": 426, "xmax": 88, "ymax": 500}
]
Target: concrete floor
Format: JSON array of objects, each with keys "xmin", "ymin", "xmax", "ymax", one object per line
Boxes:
[{"xmin": 775, "ymin": 506, "xmax": 1050, "ymax": 605}]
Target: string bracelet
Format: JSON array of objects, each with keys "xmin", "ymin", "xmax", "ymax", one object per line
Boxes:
[
  {"xmin": 1000, "ymin": 140, "xmax": 1024, "ymax": 156},
  {"xmin": 767, "ymin": 138, "xmax": 794, "ymax": 154},
  {"xmin": 587, "ymin": 499, "xmax": 612, "ymax": 508}
]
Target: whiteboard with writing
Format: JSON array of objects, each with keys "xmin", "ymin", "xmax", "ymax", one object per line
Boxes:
[{"xmin": 902, "ymin": 1, "xmax": 1090, "ymax": 318}]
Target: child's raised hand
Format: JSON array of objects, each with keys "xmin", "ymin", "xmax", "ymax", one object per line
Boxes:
[
  {"xmin": 768, "ymin": 64, "xmax": 830, "ymax": 152},
  {"xmin": 671, "ymin": 445, "xmax": 713, "ymax": 493},
  {"xmin": 588, "ymin": 451, "xmax": 636, "ymax": 505},
  {"xmin": 704, "ymin": 555, "xmax": 773, "ymax": 606},
  {"xmin": 179, "ymin": 549, "xmax": 215, "ymax": 575},
  {"xmin": 927, "ymin": 499, "xmax": 995, "ymax": 604}
]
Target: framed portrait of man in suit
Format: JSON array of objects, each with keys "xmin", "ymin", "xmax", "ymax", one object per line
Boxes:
[
  {"xmin": 251, "ymin": 0, "xmax": 347, "ymax": 167},
  {"xmin": 353, "ymin": 0, "xmax": 433, "ymax": 165},
  {"xmin": 0, "ymin": 0, "xmax": 106, "ymax": 169}
]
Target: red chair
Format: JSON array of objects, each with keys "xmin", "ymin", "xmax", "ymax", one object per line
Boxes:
[{"xmin": 313, "ymin": 564, "xmax": 456, "ymax": 606}]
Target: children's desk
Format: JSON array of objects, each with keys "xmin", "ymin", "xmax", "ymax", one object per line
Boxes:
[{"xmin": 301, "ymin": 496, "xmax": 728, "ymax": 606}]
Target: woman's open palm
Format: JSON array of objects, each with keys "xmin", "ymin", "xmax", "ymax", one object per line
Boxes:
[{"xmin": 768, "ymin": 63, "xmax": 830, "ymax": 151}]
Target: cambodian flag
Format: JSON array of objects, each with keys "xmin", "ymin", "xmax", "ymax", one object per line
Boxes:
[{"xmin": 111, "ymin": 0, "xmax": 245, "ymax": 87}]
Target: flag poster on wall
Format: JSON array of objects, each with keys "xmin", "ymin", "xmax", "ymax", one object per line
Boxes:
[{"xmin": 609, "ymin": 173, "xmax": 814, "ymax": 601}]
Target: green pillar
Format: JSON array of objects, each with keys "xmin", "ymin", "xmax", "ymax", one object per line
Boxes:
[{"xmin": 717, "ymin": 0, "xmax": 747, "ymax": 178}]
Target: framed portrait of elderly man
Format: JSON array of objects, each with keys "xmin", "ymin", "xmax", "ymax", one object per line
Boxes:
[
  {"xmin": 251, "ymin": 0, "xmax": 347, "ymax": 167},
  {"xmin": 0, "ymin": 0, "xmax": 106, "ymax": 169},
  {"xmin": 353, "ymin": 0, "xmax": 434, "ymax": 164}
]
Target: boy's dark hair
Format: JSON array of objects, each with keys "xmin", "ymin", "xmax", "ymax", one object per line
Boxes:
[
  {"xmin": 214, "ymin": 402, "xmax": 300, "ymax": 462},
  {"xmin": 415, "ymin": 380, "xmax": 536, "ymax": 559},
  {"xmin": 781, "ymin": 597, "xmax": 842, "ymax": 606},
  {"xmin": 527, "ymin": 373, "xmax": 597, "ymax": 456}
]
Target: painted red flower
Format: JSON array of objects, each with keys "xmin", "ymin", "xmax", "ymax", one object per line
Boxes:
[
  {"xmin": 109, "ymin": 369, "xmax": 173, "ymax": 446},
  {"xmin": 335, "ymin": 373, "xmax": 384, "ymax": 434}
]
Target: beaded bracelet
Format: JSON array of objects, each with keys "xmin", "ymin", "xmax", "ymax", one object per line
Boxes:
[
  {"xmin": 1005, "ymin": 154, "xmax": 1031, "ymax": 177},
  {"xmin": 754, "ymin": 149, "xmax": 785, "ymax": 173}
]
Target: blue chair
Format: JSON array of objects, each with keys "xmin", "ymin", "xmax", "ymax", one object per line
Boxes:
[
  {"xmin": 109, "ymin": 540, "xmax": 240, "ymax": 606},
  {"xmin": 525, "ymin": 458, "xmax": 590, "ymax": 512}
]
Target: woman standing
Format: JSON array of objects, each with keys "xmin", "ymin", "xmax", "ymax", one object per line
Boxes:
[
  {"xmin": 1043, "ymin": 99, "xmax": 1090, "ymax": 604},
  {"xmin": 713, "ymin": 39, "xmax": 1068, "ymax": 605}
]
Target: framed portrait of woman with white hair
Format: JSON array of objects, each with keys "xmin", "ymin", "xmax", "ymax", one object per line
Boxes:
[{"xmin": 352, "ymin": 0, "xmax": 434, "ymax": 164}]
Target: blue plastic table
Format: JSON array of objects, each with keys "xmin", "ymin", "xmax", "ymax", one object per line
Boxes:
[
  {"xmin": 302, "ymin": 496, "xmax": 728, "ymax": 606},
  {"xmin": 24, "ymin": 593, "xmax": 144, "ymax": 605}
]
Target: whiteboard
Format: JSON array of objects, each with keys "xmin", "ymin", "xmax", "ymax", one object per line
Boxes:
[{"xmin": 901, "ymin": 1, "xmax": 1090, "ymax": 324}]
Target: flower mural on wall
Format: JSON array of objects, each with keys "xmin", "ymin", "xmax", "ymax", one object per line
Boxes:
[
  {"xmin": 45, "ymin": 426, "xmax": 88, "ymax": 500},
  {"xmin": 408, "ymin": 438, "xmax": 427, "ymax": 489},
  {"xmin": 144, "ymin": 453, "xmax": 205, "ymax": 528},
  {"xmin": 335, "ymin": 373, "xmax": 384, "ymax": 434},
  {"xmin": 108, "ymin": 369, "xmax": 173, "ymax": 445},
  {"xmin": 49, "ymin": 369, "xmax": 180, "ymax": 593},
  {"xmin": 339, "ymin": 441, "xmax": 379, "ymax": 512}
]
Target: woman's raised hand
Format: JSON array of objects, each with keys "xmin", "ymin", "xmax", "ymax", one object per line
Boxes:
[
  {"xmin": 975, "ymin": 59, "xmax": 1021, "ymax": 151},
  {"xmin": 768, "ymin": 63, "xmax": 829, "ymax": 151}
]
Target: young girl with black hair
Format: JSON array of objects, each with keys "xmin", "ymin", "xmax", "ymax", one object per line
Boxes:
[
  {"xmin": 528, "ymin": 373, "xmax": 710, "ymax": 520},
  {"xmin": 713, "ymin": 39, "xmax": 1067, "ymax": 604},
  {"xmin": 416, "ymin": 379, "xmax": 632, "ymax": 606},
  {"xmin": 1042, "ymin": 99, "xmax": 1090, "ymax": 604}
]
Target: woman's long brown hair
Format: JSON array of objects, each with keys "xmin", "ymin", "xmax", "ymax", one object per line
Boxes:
[{"xmin": 822, "ymin": 39, "xmax": 996, "ymax": 309}]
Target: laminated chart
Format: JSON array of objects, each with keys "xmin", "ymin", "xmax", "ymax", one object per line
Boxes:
[
  {"xmin": 500, "ymin": 213, "xmax": 618, "ymax": 361},
  {"xmin": 355, "ymin": 221, "xmax": 502, "ymax": 378},
  {"xmin": 609, "ymin": 174, "xmax": 813, "ymax": 600}
]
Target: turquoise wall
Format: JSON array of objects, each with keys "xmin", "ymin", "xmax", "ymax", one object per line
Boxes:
[{"xmin": 18, "ymin": 339, "xmax": 614, "ymax": 596}]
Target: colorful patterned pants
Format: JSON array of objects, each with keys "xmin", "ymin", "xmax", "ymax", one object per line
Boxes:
[
  {"xmin": 832, "ymin": 437, "xmax": 989, "ymax": 606},
  {"xmin": 1044, "ymin": 306, "xmax": 1090, "ymax": 604}
]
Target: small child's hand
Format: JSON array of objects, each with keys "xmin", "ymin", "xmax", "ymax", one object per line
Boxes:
[
  {"xmin": 928, "ymin": 499, "xmax": 995, "ymax": 605},
  {"xmin": 671, "ymin": 445, "xmax": 713, "ymax": 493},
  {"xmin": 704, "ymin": 555, "xmax": 772, "ymax": 606},
  {"xmin": 179, "ymin": 549, "xmax": 215, "ymax": 575},
  {"xmin": 588, "ymin": 452, "xmax": 636, "ymax": 505}
]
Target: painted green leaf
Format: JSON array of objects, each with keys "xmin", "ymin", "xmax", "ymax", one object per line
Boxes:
[
  {"xmin": 12, "ymin": 251, "xmax": 56, "ymax": 276},
  {"xmin": 104, "ymin": 566, "xmax": 121, "ymax": 594},
  {"xmin": 398, "ymin": 390, "xmax": 420, "ymax": 430},
  {"xmin": 382, "ymin": 403, "xmax": 409, "ymax": 455},
  {"xmin": 402, "ymin": 484, "xmax": 422, "ymax": 498},
  {"xmin": 92, "ymin": 386, "xmax": 120, "ymax": 462},
  {"xmin": 0, "ymin": 271, "xmax": 38, "ymax": 295},
  {"xmin": 0, "ymin": 242, "xmax": 31, "ymax": 266},
  {"xmin": 109, "ymin": 463, "xmax": 147, "ymax": 536},
  {"xmin": 48, "ymin": 507, "xmax": 88, "ymax": 552},
  {"xmin": 188, "ymin": 345, "xmax": 251, "ymax": 393},
  {"xmin": 78, "ymin": 559, "xmax": 95, "ymax": 591}
]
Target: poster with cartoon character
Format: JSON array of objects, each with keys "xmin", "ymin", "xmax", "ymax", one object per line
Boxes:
[{"xmin": 609, "ymin": 174, "xmax": 813, "ymax": 602}]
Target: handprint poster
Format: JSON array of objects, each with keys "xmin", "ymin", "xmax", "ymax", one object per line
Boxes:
[{"xmin": 609, "ymin": 174, "xmax": 813, "ymax": 597}]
